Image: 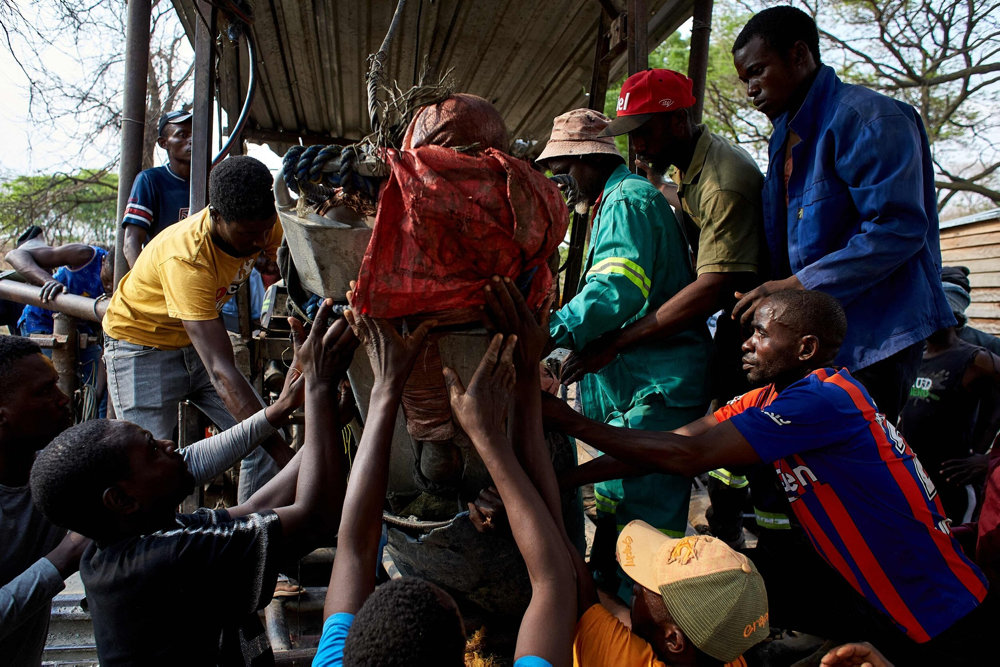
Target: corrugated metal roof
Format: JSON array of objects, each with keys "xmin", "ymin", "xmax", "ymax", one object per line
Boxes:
[{"xmin": 170, "ymin": 1, "xmax": 693, "ymax": 156}]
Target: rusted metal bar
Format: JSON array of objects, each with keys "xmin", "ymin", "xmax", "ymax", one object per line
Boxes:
[
  {"xmin": 0, "ymin": 280, "xmax": 107, "ymax": 323},
  {"xmin": 51, "ymin": 314, "xmax": 78, "ymax": 399},
  {"xmin": 626, "ymin": 0, "xmax": 648, "ymax": 173},
  {"xmin": 687, "ymin": 0, "xmax": 714, "ymax": 124},
  {"xmin": 114, "ymin": 0, "xmax": 152, "ymax": 292},
  {"xmin": 190, "ymin": 1, "xmax": 216, "ymax": 211}
]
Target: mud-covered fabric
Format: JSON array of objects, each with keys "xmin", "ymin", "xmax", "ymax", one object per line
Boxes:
[{"xmin": 351, "ymin": 144, "xmax": 567, "ymax": 319}]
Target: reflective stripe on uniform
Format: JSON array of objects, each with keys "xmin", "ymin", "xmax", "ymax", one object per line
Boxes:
[
  {"xmin": 594, "ymin": 489, "xmax": 620, "ymax": 515},
  {"xmin": 587, "ymin": 257, "xmax": 651, "ymax": 299},
  {"xmin": 754, "ymin": 507, "xmax": 792, "ymax": 529},
  {"xmin": 708, "ymin": 468, "xmax": 749, "ymax": 488}
]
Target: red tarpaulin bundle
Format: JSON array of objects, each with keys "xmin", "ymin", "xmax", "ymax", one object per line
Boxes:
[{"xmin": 351, "ymin": 95, "xmax": 568, "ymax": 319}]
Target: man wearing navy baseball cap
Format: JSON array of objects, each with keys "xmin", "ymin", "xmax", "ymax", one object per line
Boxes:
[{"xmin": 121, "ymin": 109, "xmax": 193, "ymax": 268}]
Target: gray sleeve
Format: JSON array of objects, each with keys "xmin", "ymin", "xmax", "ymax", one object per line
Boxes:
[
  {"xmin": 0, "ymin": 557, "xmax": 65, "ymax": 641},
  {"xmin": 181, "ymin": 409, "xmax": 278, "ymax": 484}
]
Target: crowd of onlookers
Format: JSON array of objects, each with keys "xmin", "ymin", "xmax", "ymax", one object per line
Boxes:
[{"xmin": 2, "ymin": 4, "xmax": 1000, "ymax": 666}]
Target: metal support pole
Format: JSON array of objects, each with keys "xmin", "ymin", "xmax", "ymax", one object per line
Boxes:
[
  {"xmin": 190, "ymin": 1, "xmax": 216, "ymax": 211},
  {"xmin": 113, "ymin": 0, "xmax": 152, "ymax": 291},
  {"xmin": 687, "ymin": 0, "xmax": 714, "ymax": 124},
  {"xmin": 626, "ymin": 0, "xmax": 648, "ymax": 172},
  {"xmin": 51, "ymin": 313, "xmax": 79, "ymax": 399},
  {"xmin": 0, "ymin": 280, "xmax": 107, "ymax": 323}
]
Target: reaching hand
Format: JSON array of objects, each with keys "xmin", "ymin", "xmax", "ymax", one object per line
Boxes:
[
  {"xmin": 345, "ymin": 307, "xmax": 435, "ymax": 390},
  {"xmin": 820, "ymin": 642, "xmax": 893, "ymax": 667},
  {"xmin": 288, "ymin": 299, "xmax": 358, "ymax": 385},
  {"xmin": 732, "ymin": 275, "xmax": 804, "ymax": 326},
  {"xmin": 940, "ymin": 454, "xmax": 989, "ymax": 486},
  {"xmin": 483, "ymin": 275, "xmax": 552, "ymax": 377},
  {"xmin": 40, "ymin": 279, "xmax": 66, "ymax": 303},
  {"xmin": 468, "ymin": 486, "xmax": 506, "ymax": 533},
  {"xmin": 443, "ymin": 333, "xmax": 517, "ymax": 441},
  {"xmin": 559, "ymin": 333, "xmax": 618, "ymax": 384}
]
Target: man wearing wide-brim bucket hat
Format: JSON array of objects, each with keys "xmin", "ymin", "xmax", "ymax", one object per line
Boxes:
[{"xmin": 537, "ymin": 108, "xmax": 711, "ymax": 603}]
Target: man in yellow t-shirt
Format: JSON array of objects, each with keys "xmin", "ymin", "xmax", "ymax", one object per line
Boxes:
[
  {"xmin": 103, "ymin": 155, "xmax": 291, "ymax": 501},
  {"xmin": 573, "ymin": 524, "xmax": 767, "ymax": 667}
]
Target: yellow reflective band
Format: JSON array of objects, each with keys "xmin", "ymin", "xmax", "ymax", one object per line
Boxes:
[
  {"xmin": 588, "ymin": 257, "xmax": 651, "ymax": 299},
  {"xmin": 754, "ymin": 508, "xmax": 792, "ymax": 529},
  {"xmin": 708, "ymin": 469, "xmax": 749, "ymax": 488}
]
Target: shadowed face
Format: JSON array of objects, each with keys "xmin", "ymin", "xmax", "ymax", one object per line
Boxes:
[
  {"xmin": 733, "ymin": 36, "xmax": 808, "ymax": 121},
  {"xmin": 211, "ymin": 209, "xmax": 277, "ymax": 257},
  {"xmin": 157, "ymin": 120, "xmax": 192, "ymax": 167},
  {"xmin": 114, "ymin": 422, "xmax": 195, "ymax": 523},
  {"xmin": 1, "ymin": 353, "xmax": 72, "ymax": 448}
]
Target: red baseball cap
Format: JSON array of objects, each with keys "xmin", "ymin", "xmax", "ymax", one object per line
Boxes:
[{"xmin": 600, "ymin": 69, "xmax": 697, "ymax": 136}]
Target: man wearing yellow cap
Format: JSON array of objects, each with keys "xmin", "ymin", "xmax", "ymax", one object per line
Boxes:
[{"xmin": 574, "ymin": 524, "xmax": 767, "ymax": 666}]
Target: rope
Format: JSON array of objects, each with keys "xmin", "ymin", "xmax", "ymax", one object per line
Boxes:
[{"xmin": 367, "ymin": 0, "xmax": 408, "ymax": 134}]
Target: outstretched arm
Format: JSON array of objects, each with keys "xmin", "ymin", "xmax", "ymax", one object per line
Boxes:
[
  {"xmin": 542, "ymin": 391, "xmax": 759, "ymax": 478},
  {"xmin": 446, "ymin": 335, "xmax": 575, "ymax": 665},
  {"xmin": 482, "ymin": 277, "xmax": 598, "ymax": 616},
  {"xmin": 322, "ymin": 311, "xmax": 434, "ymax": 618}
]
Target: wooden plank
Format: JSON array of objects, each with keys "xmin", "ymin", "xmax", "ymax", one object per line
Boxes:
[
  {"xmin": 948, "ymin": 258, "xmax": 1000, "ymax": 274},
  {"xmin": 941, "ymin": 230, "xmax": 1000, "ymax": 250},
  {"xmin": 970, "ymin": 272, "xmax": 1000, "ymax": 288},
  {"xmin": 941, "ymin": 244, "xmax": 1000, "ymax": 262},
  {"xmin": 966, "ymin": 302, "xmax": 1000, "ymax": 319},
  {"xmin": 968, "ymin": 318, "xmax": 1000, "ymax": 335},
  {"xmin": 970, "ymin": 288, "xmax": 1000, "ymax": 302},
  {"xmin": 939, "ymin": 220, "xmax": 1000, "ymax": 238}
]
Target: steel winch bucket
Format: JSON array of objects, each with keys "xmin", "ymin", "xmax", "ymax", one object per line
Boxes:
[{"xmin": 274, "ymin": 172, "xmax": 372, "ymax": 301}]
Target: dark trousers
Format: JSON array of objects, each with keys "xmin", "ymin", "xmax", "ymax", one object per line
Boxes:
[{"xmin": 852, "ymin": 341, "xmax": 924, "ymax": 424}]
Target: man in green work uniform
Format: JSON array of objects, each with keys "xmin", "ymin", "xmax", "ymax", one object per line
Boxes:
[{"xmin": 538, "ymin": 108, "xmax": 710, "ymax": 599}]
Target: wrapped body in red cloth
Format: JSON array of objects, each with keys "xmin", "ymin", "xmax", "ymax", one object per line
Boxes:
[{"xmin": 351, "ymin": 94, "xmax": 568, "ymax": 320}]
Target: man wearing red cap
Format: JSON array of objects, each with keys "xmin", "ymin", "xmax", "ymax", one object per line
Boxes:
[{"xmin": 564, "ymin": 69, "xmax": 764, "ymax": 404}]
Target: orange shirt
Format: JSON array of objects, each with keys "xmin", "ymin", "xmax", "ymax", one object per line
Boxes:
[{"xmin": 573, "ymin": 604, "xmax": 747, "ymax": 667}]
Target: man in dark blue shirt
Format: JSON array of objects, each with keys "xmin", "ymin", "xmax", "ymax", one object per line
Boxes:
[
  {"xmin": 122, "ymin": 110, "xmax": 192, "ymax": 268},
  {"xmin": 729, "ymin": 6, "xmax": 953, "ymax": 422}
]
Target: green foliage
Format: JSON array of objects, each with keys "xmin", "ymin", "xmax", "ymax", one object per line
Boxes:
[{"xmin": 0, "ymin": 170, "xmax": 118, "ymax": 247}]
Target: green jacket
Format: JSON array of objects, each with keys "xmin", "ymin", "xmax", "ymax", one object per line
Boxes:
[{"xmin": 550, "ymin": 164, "xmax": 711, "ymax": 423}]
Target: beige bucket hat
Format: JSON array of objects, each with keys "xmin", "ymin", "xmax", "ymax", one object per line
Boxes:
[{"xmin": 536, "ymin": 108, "xmax": 623, "ymax": 163}]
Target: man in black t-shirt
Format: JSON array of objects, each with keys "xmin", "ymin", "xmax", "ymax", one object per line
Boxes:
[{"xmin": 29, "ymin": 301, "xmax": 357, "ymax": 665}]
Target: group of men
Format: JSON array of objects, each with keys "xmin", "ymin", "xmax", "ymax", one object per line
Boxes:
[{"xmin": 0, "ymin": 4, "xmax": 994, "ymax": 666}]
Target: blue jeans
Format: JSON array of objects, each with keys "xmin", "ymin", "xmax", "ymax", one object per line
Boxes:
[{"xmin": 104, "ymin": 337, "xmax": 278, "ymax": 501}]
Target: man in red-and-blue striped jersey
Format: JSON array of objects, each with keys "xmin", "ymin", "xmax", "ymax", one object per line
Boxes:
[{"xmin": 548, "ymin": 289, "xmax": 993, "ymax": 664}]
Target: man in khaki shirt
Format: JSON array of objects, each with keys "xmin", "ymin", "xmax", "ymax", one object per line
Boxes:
[{"xmin": 562, "ymin": 68, "xmax": 764, "ymax": 403}]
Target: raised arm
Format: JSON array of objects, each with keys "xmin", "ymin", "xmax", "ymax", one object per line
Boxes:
[
  {"xmin": 321, "ymin": 311, "xmax": 434, "ymax": 618},
  {"xmin": 445, "ymin": 335, "xmax": 575, "ymax": 666},
  {"xmin": 244, "ymin": 301, "xmax": 357, "ymax": 556}
]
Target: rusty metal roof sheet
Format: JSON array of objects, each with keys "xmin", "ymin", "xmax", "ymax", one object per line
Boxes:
[{"xmin": 170, "ymin": 1, "xmax": 692, "ymax": 155}]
